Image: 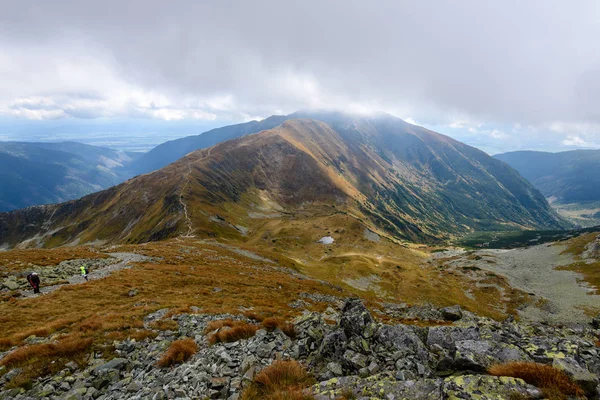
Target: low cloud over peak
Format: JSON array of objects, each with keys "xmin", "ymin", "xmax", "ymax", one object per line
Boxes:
[{"xmin": 1, "ymin": 0, "xmax": 600, "ymax": 152}]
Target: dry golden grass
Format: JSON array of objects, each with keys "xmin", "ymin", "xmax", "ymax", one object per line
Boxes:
[
  {"xmin": 559, "ymin": 232, "xmax": 600, "ymax": 294},
  {"xmin": 0, "ymin": 247, "xmax": 108, "ymax": 272},
  {"xmin": 261, "ymin": 317, "xmax": 297, "ymax": 339},
  {"xmin": 156, "ymin": 338, "xmax": 198, "ymax": 367},
  {"xmin": 488, "ymin": 362, "xmax": 585, "ymax": 400},
  {"xmin": 148, "ymin": 319, "xmax": 179, "ymax": 331},
  {"xmin": 208, "ymin": 323, "xmax": 259, "ymax": 345},
  {"xmin": 241, "ymin": 360, "xmax": 315, "ymax": 400},
  {"xmin": 205, "ymin": 318, "xmax": 245, "ymax": 333},
  {"xmin": 0, "ymin": 239, "xmax": 349, "ymax": 386},
  {"xmin": 336, "ymin": 387, "xmax": 357, "ymax": 400},
  {"xmin": 0, "ymin": 334, "xmax": 93, "ymax": 388}
]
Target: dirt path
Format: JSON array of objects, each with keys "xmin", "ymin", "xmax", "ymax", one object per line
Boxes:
[
  {"xmin": 19, "ymin": 252, "xmax": 151, "ymax": 298},
  {"xmin": 444, "ymin": 244, "xmax": 600, "ymax": 323},
  {"xmin": 178, "ymin": 148, "xmax": 212, "ymax": 240}
]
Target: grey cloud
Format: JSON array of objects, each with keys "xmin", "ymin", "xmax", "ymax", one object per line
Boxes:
[{"xmin": 1, "ymin": 1, "xmax": 600, "ymax": 143}]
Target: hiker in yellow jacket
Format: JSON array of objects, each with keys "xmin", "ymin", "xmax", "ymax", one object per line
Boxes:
[{"xmin": 80, "ymin": 265, "xmax": 89, "ymax": 281}]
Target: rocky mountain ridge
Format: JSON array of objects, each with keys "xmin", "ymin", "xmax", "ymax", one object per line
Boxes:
[
  {"xmin": 0, "ymin": 114, "xmax": 564, "ymax": 248},
  {"xmin": 1, "ymin": 298, "xmax": 598, "ymax": 399}
]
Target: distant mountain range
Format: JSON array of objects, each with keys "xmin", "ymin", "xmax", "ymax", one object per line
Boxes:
[
  {"xmin": 494, "ymin": 149, "xmax": 600, "ymax": 227},
  {"xmin": 494, "ymin": 150, "xmax": 600, "ymax": 204},
  {"xmin": 0, "ymin": 141, "xmax": 139, "ymax": 212},
  {"xmin": 0, "ymin": 112, "xmax": 564, "ymax": 248}
]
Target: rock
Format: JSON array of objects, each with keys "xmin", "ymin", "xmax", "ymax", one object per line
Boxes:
[
  {"xmin": 3, "ymin": 367, "xmax": 22, "ymax": 382},
  {"xmin": 426, "ymin": 326, "xmax": 480, "ymax": 350},
  {"xmin": 592, "ymin": 314, "xmax": 600, "ymax": 329},
  {"xmin": 318, "ymin": 329, "xmax": 347, "ymax": 361},
  {"xmin": 441, "ymin": 305, "xmax": 463, "ymax": 321},
  {"xmin": 443, "ymin": 375, "xmax": 543, "ymax": 399},
  {"xmin": 2, "ymin": 301, "xmax": 599, "ymax": 400},
  {"xmin": 3, "ymin": 279, "xmax": 20, "ymax": 291},
  {"xmin": 66, "ymin": 361, "xmax": 79, "ymax": 371},
  {"xmin": 453, "ymin": 340, "xmax": 529, "ymax": 371},
  {"xmin": 553, "ymin": 357, "xmax": 599, "ymax": 397},
  {"xmin": 340, "ymin": 298, "xmax": 374, "ymax": 338},
  {"xmin": 313, "ymin": 374, "xmax": 443, "ymax": 399},
  {"xmin": 327, "ymin": 362, "xmax": 343, "ymax": 376},
  {"xmin": 93, "ymin": 358, "xmax": 127, "ymax": 374},
  {"xmin": 210, "ymin": 376, "xmax": 230, "ymax": 389},
  {"xmin": 127, "ymin": 289, "xmax": 138, "ymax": 297}
]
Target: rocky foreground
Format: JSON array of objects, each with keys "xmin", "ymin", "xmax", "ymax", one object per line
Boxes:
[{"xmin": 1, "ymin": 299, "xmax": 599, "ymax": 399}]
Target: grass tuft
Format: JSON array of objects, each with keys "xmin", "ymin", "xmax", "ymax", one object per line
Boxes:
[
  {"xmin": 337, "ymin": 387, "xmax": 357, "ymax": 399},
  {"xmin": 0, "ymin": 334, "xmax": 93, "ymax": 388},
  {"xmin": 261, "ymin": 317, "xmax": 297, "ymax": 339},
  {"xmin": 488, "ymin": 362, "xmax": 585, "ymax": 400},
  {"xmin": 208, "ymin": 323, "xmax": 259, "ymax": 345},
  {"xmin": 241, "ymin": 360, "xmax": 315, "ymax": 400},
  {"xmin": 156, "ymin": 338, "xmax": 198, "ymax": 367}
]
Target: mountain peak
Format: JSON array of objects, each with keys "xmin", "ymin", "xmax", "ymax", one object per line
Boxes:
[{"xmin": 1, "ymin": 115, "xmax": 564, "ymax": 249}]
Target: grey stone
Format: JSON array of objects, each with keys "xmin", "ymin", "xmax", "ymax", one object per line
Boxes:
[
  {"xmin": 127, "ymin": 382, "xmax": 142, "ymax": 392},
  {"xmin": 326, "ymin": 362, "xmax": 343, "ymax": 376},
  {"xmin": 441, "ymin": 305, "xmax": 463, "ymax": 321},
  {"xmin": 93, "ymin": 358, "xmax": 127, "ymax": 374},
  {"xmin": 553, "ymin": 357, "xmax": 599, "ymax": 397},
  {"xmin": 592, "ymin": 314, "xmax": 600, "ymax": 329},
  {"xmin": 340, "ymin": 298, "xmax": 374, "ymax": 338}
]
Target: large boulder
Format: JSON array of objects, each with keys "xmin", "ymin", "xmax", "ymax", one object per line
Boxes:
[
  {"xmin": 426, "ymin": 326, "xmax": 480, "ymax": 350},
  {"xmin": 453, "ymin": 340, "xmax": 530, "ymax": 372},
  {"xmin": 340, "ymin": 298, "xmax": 375, "ymax": 339},
  {"xmin": 313, "ymin": 374, "xmax": 443, "ymax": 400},
  {"xmin": 443, "ymin": 375, "xmax": 543, "ymax": 399},
  {"xmin": 553, "ymin": 357, "xmax": 599, "ymax": 398}
]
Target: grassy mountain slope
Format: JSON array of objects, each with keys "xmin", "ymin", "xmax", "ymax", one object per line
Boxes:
[
  {"xmin": 0, "ymin": 115, "xmax": 563, "ymax": 249},
  {"xmin": 494, "ymin": 149, "xmax": 600, "ymax": 203},
  {"xmin": 127, "ymin": 115, "xmax": 288, "ymax": 175},
  {"xmin": 0, "ymin": 141, "xmax": 140, "ymax": 212}
]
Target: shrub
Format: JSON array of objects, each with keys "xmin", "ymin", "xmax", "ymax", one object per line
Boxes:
[
  {"xmin": 241, "ymin": 360, "xmax": 315, "ymax": 400},
  {"xmin": 156, "ymin": 338, "xmax": 198, "ymax": 367},
  {"xmin": 488, "ymin": 362, "xmax": 585, "ymax": 400}
]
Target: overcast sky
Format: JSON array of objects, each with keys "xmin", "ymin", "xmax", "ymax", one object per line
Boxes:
[{"xmin": 1, "ymin": 0, "xmax": 600, "ymax": 153}]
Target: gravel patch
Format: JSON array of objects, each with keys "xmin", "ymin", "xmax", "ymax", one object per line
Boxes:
[{"xmin": 462, "ymin": 244, "xmax": 600, "ymax": 323}]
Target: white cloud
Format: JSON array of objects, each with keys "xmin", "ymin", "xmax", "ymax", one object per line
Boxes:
[
  {"xmin": 562, "ymin": 135, "xmax": 592, "ymax": 147},
  {"xmin": 489, "ymin": 129, "xmax": 508, "ymax": 140}
]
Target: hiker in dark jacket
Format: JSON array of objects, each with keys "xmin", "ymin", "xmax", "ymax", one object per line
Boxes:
[{"xmin": 27, "ymin": 272, "xmax": 41, "ymax": 294}]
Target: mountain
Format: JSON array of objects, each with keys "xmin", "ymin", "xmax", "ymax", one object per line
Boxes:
[
  {"xmin": 0, "ymin": 141, "xmax": 140, "ymax": 212},
  {"xmin": 127, "ymin": 115, "xmax": 289, "ymax": 175},
  {"xmin": 495, "ymin": 150, "xmax": 600, "ymax": 227},
  {"xmin": 0, "ymin": 113, "xmax": 564, "ymax": 248},
  {"xmin": 494, "ymin": 150, "xmax": 600, "ymax": 203}
]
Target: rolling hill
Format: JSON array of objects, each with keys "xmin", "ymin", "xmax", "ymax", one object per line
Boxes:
[
  {"xmin": 0, "ymin": 141, "xmax": 140, "ymax": 212},
  {"xmin": 0, "ymin": 113, "xmax": 564, "ymax": 249}
]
